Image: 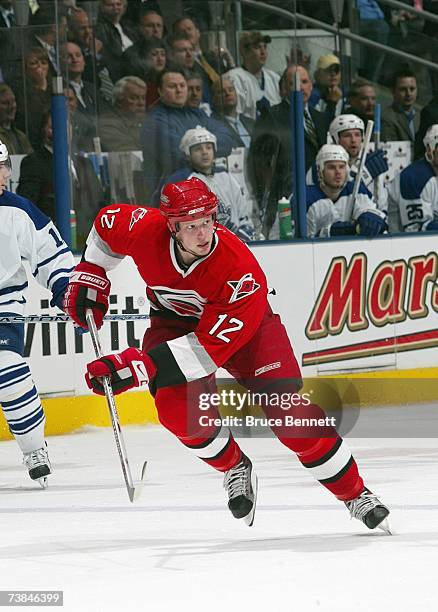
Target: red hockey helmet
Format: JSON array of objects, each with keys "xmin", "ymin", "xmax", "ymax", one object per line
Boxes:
[{"xmin": 160, "ymin": 177, "xmax": 218, "ymax": 232}]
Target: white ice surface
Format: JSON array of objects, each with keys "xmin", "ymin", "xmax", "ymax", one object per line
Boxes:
[{"xmin": 0, "ymin": 425, "xmax": 437, "ymax": 612}]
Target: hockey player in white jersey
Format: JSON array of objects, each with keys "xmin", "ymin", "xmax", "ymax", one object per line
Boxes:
[
  {"xmin": 386, "ymin": 124, "xmax": 438, "ymax": 232},
  {"xmin": 306, "ymin": 144, "xmax": 387, "ymax": 238},
  {"xmin": 0, "ymin": 141, "xmax": 74, "ymax": 487},
  {"xmin": 306, "ymin": 114, "xmax": 389, "ymax": 212},
  {"xmin": 167, "ymin": 127, "xmax": 256, "ymax": 242}
]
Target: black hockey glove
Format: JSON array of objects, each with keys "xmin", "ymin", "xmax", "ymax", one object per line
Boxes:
[
  {"xmin": 365, "ymin": 149, "xmax": 388, "ymax": 179},
  {"xmin": 356, "ymin": 212, "xmax": 387, "ymax": 236},
  {"xmin": 425, "ymin": 220, "xmax": 438, "ymax": 231},
  {"xmin": 329, "ymin": 221, "xmax": 357, "ymax": 236}
]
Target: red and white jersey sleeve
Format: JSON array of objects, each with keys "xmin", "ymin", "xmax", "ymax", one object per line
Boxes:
[{"xmin": 84, "ymin": 204, "xmax": 154, "ymax": 269}]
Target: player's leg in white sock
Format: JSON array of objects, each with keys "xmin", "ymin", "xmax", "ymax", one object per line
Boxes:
[{"xmin": 0, "ymin": 350, "xmax": 50, "ymax": 485}]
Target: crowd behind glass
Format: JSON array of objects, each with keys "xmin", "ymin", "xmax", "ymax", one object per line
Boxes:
[{"xmin": 1, "ymin": 0, "xmax": 438, "ymax": 247}]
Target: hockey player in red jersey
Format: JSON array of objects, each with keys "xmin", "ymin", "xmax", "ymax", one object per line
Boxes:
[{"xmin": 64, "ymin": 177, "xmax": 390, "ymax": 531}]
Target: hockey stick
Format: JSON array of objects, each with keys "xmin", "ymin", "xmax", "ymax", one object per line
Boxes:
[
  {"xmin": 345, "ymin": 119, "xmax": 374, "ymax": 222},
  {"xmin": 86, "ymin": 309, "xmax": 147, "ymax": 502},
  {"xmin": 373, "ymin": 104, "xmax": 381, "ymax": 204},
  {"xmin": 0, "ymin": 314, "xmax": 150, "ymax": 324}
]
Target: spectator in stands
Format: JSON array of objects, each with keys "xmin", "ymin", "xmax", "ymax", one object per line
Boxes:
[
  {"xmin": 63, "ymin": 85, "xmax": 95, "ymax": 153},
  {"xmin": 99, "ymin": 76, "xmax": 146, "ymax": 151},
  {"xmin": 144, "ymin": 40, "xmax": 166, "ymax": 109},
  {"xmin": 0, "ymin": 84, "xmax": 32, "ymax": 154},
  {"xmin": 168, "ymin": 34, "xmax": 212, "ymax": 103},
  {"xmin": 136, "ymin": 8, "xmax": 164, "ymax": 40},
  {"xmin": 356, "ymin": 0, "xmax": 390, "ymax": 83},
  {"xmin": 345, "ymin": 78, "xmax": 377, "ymax": 124},
  {"xmin": 167, "ymin": 127, "xmax": 256, "ymax": 241},
  {"xmin": 0, "ymin": 1, "xmax": 16, "ymax": 30},
  {"xmin": 211, "ymin": 76, "xmax": 255, "ymax": 149},
  {"xmin": 14, "ymin": 47, "xmax": 52, "ymax": 149},
  {"xmin": 226, "ymin": 31, "xmax": 281, "ymax": 120},
  {"xmin": 381, "ymin": 65, "xmax": 419, "ymax": 143},
  {"xmin": 67, "ymin": 7, "xmax": 114, "ymax": 104},
  {"xmin": 0, "ymin": 0, "xmax": 18, "ymax": 84},
  {"xmin": 122, "ymin": 0, "xmax": 161, "ymax": 29},
  {"xmin": 248, "ymin": 64, "xmax": 329, "ymax": 237},
  {"xmin": 17, "ymin": 111, "xmax": 105, "ymax": 249},
  {"xmin": 186, "ymin": 73, "xmax": 211, "ymax": 115},
  {"xmin": 140, "ymin": 67, "xmax": 234, "ymax": 202},
  {"xmin": 387, "ymin": 124, "xmax": 438, "ymax": 232},
  {"xmin": 172, "ymin": 16, "xmax": 224, "ymax": 84},
  {"xmin": 122, "ymin": 38, "xmax": 166, "ymax": 108},
  {"xmin": 168, "ymin": 34, "xmax": 195, "ymax": 71},
  {"xmin": 27, "ymin": 5, "xmax": 68, "ymax": 77},
  {"xmin": 307, "ymin": 113, "xmax": 389, "ymax": 212},
  {"xmin": 60, "ymin": 42, "xmax": 103, "ymax": 117},
  {"xmin": 95, "ymin": 0, "xmax": 138, "ymax": 83},
  {"xmin": 120, "ymin": 8, "xmax": 165, "ymax": 80},
  {"xmin": 307, "ymin": 144, "xmax": 387, "ymax": 238},
  {"xmin": 309, "ymin": 54, "xmax": 346, "ymax": 120}
]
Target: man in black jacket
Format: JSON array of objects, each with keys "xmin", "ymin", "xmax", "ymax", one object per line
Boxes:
[
  {"xmin": 248, "ymin": 64, "xmax": 329, "ymax": 234},
  {"xmin": 95, "ymin": 0, "xmax": 138, "ymax": 83}
]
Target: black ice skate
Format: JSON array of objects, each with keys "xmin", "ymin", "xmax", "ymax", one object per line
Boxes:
[
  {"xmin": 345, "ymin": 488, "xmax": 391, "ymax": 534},
  {"xmin": 223, "ymin": 455, "xmax": 258, "ymax": 526},
  {"xmin": 23, "ymin": 446, "xmax": 52, "ymax": 489}
]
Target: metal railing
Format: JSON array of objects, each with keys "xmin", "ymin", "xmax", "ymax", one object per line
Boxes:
[
  {"xmin": 378, "ymin": 0, "xmax": 438, "ymax": 25},
  {"xmin": 240, "ymin": 0, "xmax": 438, "ymax": 73}
]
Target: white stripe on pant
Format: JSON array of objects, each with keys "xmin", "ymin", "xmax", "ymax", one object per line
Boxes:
[{"xmin": 0, "ymin": 351, "xmax": 45, "ymax": 453}]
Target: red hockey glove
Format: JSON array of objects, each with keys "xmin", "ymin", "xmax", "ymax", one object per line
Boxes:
[
  {"xmin": 85, "ymin": 347, "xmax": 157, "ymax": 396},
  {"xmin": 63, "ymin": 262, "xmax": 110, "ymax": 329}
]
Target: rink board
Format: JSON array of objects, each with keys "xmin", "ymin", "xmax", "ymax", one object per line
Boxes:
[{"xmin": 0, "ymin": 232, "xmax": 437, "ymax": 439}]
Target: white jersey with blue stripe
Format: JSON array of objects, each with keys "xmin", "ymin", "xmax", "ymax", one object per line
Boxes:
[
  {"xmin": 306, "ymin": 156, "xmax": 388, "ymax": 212},
  {"xmin": 386, "ymin": 158, "xmax": 438, "ymax": 231},
  {"xmin": 306, "ymin": 180, "xmax": 380, "ymax": 238},
  {"xmin": 0, "ymin": 190, "xmax": 75, "ymax": 315}
]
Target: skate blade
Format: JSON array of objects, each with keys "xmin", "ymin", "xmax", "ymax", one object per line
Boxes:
[
  {"xmin": 244, "ymin": 472, "xmax": 258, "ymax": 527},
  {"xmin": 377, "ymin": 517, "xmax": 392, "ymax": 535},
  {"xmin": 37, "ymin": 476, "xmax": 48, "ymax": 490}
]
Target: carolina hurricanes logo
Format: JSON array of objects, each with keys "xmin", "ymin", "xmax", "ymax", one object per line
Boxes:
[
  {"xmin": 129, "ymin": 207, "xmax": 148, "ymax": 231},
  {"xmin": 149, "ymin": 286, "xmax": 207, "ymax": 318},
  {"xmin": 227, "ymin": 273, "xmax": 260, "ymax": 303}
]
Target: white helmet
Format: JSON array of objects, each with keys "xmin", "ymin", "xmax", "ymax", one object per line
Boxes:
[
  {"xmin": 329, "ymin": 114, "xmax": 364, "ymax": 144},
  {"xmin": 0, "ymin": 140, "xmax": 10, "ymax": 168},
  {"xmin": 316, "ymin": 144, "xmax": 349, "ymax": 188},
  {"xmin": 179, "ymin": 127, "xmax": 217, "ymax": 157},
  {"xmin": 423, "ymin": 125, "xmax": 438, "ymax": 160},
  {"xmin": 316, "ymin": 144, "xmax": 349, "ymax": 170}
]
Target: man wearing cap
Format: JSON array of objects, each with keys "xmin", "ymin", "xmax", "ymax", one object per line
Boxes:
[
  {"xmin": 309, "ymin": 53, "xmax": 346, "ymax": 120},
  {"xmin": 225, "ymin": 31, "xmax": 281, "ymax": 120}
]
